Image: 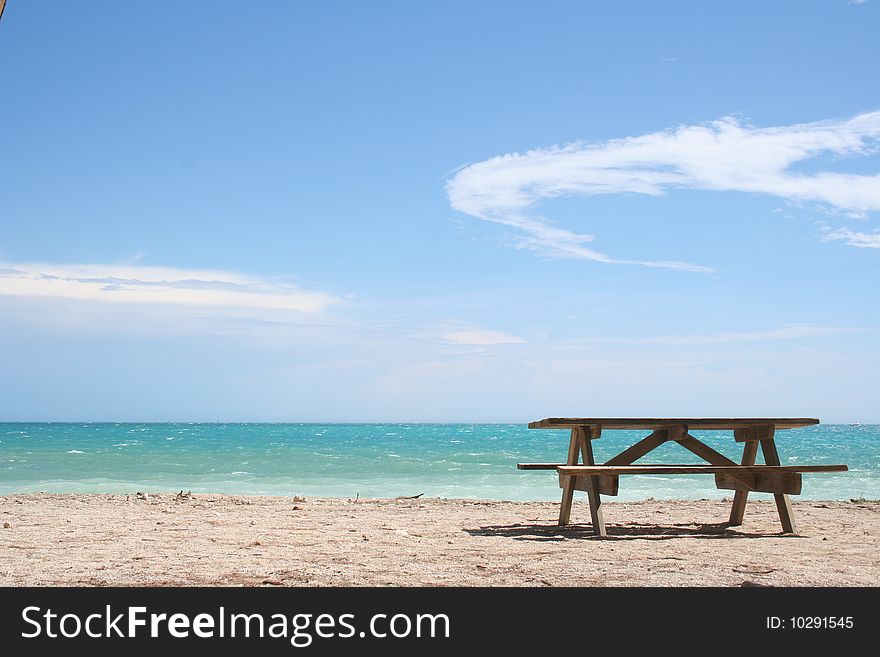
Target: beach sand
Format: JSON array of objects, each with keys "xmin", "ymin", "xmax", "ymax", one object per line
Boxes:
[{"xmin": 1, "ymin": 493, "xmax": 877, "ymax": 587}]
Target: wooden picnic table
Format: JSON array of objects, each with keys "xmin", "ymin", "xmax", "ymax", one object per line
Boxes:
[{"xmin": 519, "ymin": 418, "xmax": 847, "ymax": 536}]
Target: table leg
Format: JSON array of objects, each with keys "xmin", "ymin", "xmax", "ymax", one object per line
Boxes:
[
  {"xmin": 760, "ymin": 438, "xmax": 797, "ymax": 534},
  {"xmin": 558, "ymin": 428, "xmax": 581, "ymax": 526},
  {"xmin": 581, "ymin": 434, "xmax": 606, "ymax": 537},
  {"xmin": 728, "ymin": 441, "xmax": 758, "ymax": 526}
]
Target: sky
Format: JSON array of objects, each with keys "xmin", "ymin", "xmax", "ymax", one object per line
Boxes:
[{"xmin": 0, "ymin": 1, "xmax": 878, "ymax": 422}]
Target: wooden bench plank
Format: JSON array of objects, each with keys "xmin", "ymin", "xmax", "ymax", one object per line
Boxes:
[{"xmin": 557, "ymin": 464, "xmax": 847, "ymax": 475}]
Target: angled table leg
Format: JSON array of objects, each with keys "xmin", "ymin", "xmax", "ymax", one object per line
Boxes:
[
  {"xmin": 558, "ymin": 428, "xmax": 581, "ymax": 526},
  {"xmin": 558, "ymin": 425, "xmax": 606, "ymax": 535},
  {"xmin": 580, "ymin": 429, "xmax": 606, "ymax": 537},
  {"xmin": 728, "ymin": 440, "xmax": 759, "ymax": 526},
  {"xmin": 760, "ymin": 438, "xmax": 797, "ymax": 534}
]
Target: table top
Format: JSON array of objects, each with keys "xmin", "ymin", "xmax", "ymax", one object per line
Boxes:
[{"xmin": 528, "ymin": 418, "xmax": 820, "ymax": 430}]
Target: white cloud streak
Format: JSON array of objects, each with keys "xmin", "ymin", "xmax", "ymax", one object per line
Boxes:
[
  {"xmin": 446, "ymin": 111, "xmax": 880, "ymax": 270},
  {"xmin": 822, "ymin": 227, "xmax": 880, "ymax": 248},
  {"xmin": 0, "ymin": 261, "xmax": 338, "ymax": 313}
]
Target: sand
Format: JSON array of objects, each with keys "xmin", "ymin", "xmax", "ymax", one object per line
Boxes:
[{"xmin": 0, "ymin": 493, "xmax": 877, "ymax": 587}]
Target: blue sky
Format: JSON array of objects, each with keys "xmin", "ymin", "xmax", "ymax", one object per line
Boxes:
[{"xmin": 1, "ymin": 1, "xmax": 878, "ymax": 422}]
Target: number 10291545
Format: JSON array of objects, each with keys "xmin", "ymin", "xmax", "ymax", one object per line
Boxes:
[{"xmin": 767, "ymin": 616, "xmax": 854, "ymax": 630}]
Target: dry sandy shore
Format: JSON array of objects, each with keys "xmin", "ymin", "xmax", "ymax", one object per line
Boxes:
[{"xmin": 1, "ymin": 493, "xmax": 877, "ymax": 587}]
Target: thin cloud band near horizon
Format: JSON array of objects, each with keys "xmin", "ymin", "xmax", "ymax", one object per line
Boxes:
[{"xmin": 0, "ymin": 261, "xmax": 338, "ymax": 313}]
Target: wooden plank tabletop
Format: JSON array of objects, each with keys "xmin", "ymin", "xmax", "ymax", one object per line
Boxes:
[{"xmin": 528, "ymin": 418, "xmax": 820, "ymax": 430}]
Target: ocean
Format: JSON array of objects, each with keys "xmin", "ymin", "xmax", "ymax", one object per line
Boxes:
[{"xmin": 0, "ymin": 423, "xmax": 876, "ymax": 501}]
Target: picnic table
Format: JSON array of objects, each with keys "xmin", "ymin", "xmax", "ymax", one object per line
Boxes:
[{"xmin": 518, "ymin": 418, "xmax": 848, "ymax": 536}]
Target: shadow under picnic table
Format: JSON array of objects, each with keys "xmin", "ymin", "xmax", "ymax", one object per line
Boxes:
[{"xmin": 463, "ymin": 521, "xmax": 805, "ymax": 541}]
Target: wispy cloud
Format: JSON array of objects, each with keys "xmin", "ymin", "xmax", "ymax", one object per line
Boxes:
[
  {"xmin": 0, "ymin": 261, "xmax": 338, "ymax": 313},
  {"xmin": 822, "ymin": 227, "xmax": 880, "ymax": 248},
  {"xmin": 446, "ymin": 111, "xmax": 880, "ymax": 270},
  {"xmin": 441, "ymin": 329, "xmax": 525, "ymax": 345},
  {"xmin": 572, "ymin": 324, "xmax": 860, "ymax": 347}
]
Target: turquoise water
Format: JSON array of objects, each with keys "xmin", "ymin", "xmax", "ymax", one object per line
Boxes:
[{"xmin": 0, "ymin": 423, "xmax": 876, "ymax": 501}]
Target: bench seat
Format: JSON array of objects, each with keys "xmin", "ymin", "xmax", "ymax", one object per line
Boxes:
[
  {"xmin": 553, "ymin": 463, "xmax": 847, "ymax": 496},
  {"xmin": 517, "ymin": 463, "xmax": 848, "ymax": 473},
  {"xmin": 555, "ymin": 464, "xmax": 847, "ymax": 475}
]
